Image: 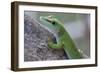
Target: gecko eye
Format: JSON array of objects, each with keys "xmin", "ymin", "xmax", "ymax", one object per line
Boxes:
[{"xmin": 52, "ymin": 21, "xmax": 56, "ymax": 25}]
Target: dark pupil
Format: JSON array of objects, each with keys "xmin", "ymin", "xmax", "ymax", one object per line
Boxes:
[{"xmin": 52, "ymin": 21, "xmax": 55, "ymax": 25}]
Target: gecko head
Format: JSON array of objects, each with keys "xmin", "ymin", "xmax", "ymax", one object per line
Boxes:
[{"xmin": 40, "ymin": 15, "xmax": 62, "ymax": 32}]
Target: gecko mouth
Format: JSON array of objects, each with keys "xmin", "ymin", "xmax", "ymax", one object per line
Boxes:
[
  {"xmin": 45, "ymin": 19, "xmax": 56, "ymax": 25},
  {"xmin": 44, "ymin": 19, "xmax": 53, "ymax": 24}
]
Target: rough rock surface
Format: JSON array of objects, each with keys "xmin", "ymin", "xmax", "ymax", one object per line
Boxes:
[{"xmin": 24, "ymin": 14, "xmax": 67, "ymax": 61}]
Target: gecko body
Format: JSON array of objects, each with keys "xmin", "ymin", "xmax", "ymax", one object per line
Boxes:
[{"xmin": 40, "ymin": 15, "xmax": 83, "ymax": 59}]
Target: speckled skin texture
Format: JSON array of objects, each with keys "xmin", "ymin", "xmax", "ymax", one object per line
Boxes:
[{"xmin": 24, "ymin": 14, "xmax": 67, "ymax": 61}]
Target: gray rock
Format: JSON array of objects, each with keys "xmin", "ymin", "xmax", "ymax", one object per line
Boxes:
[{"xmin": 24, "ymin": 14, "xmax": 67, "ymax": 61}]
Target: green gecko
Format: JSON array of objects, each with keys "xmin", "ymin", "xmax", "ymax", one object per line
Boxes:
[{"xmin": 40, "ymin": 15, "xmax": 83, "ymax": 59}]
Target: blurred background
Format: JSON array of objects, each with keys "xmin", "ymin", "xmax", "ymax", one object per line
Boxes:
[{"xmin": 25, "ymin": 11, "xmax": 90, "ymax": 58}]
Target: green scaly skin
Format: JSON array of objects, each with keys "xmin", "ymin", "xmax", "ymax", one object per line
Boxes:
[{"xmin": 40, "ymin": 15, "xmax": 83, "ymax": 59}]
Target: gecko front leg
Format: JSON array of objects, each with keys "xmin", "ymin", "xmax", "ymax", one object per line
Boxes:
[{"xmin": 47, "ymin": 37, "xmax": 63, "ymax": 49}]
